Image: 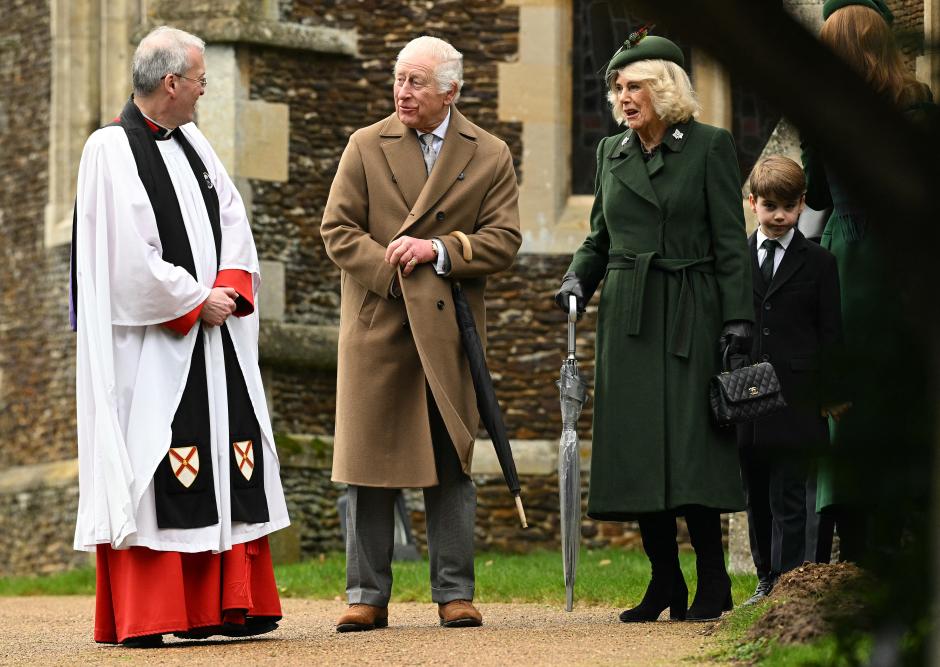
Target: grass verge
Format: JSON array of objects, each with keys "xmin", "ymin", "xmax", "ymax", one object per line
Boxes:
[
  {"xmin": 243, "ymin": 548, "xmax": 757, "ymax": 606},
  {"xmin": 1, "ymin": 548, "xmax": 757, "ymax": 608},
  {"xmin": 708, "ymin": 600, "xmax": 872, "ymax": 665},
  {"xmin": 0, "ymin": 567, "xmax": 96, "ymax": 596}
]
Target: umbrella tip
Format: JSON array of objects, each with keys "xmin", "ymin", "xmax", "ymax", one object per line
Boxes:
[{"xmin": 515, "ymin": 495, "xmax": 528, "ymax": 528}]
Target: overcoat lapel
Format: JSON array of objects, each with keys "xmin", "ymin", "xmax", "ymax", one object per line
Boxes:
[
  {"xmin": 749, "ymin": 233, "xmax": 767, "ymax": 297},
  {"xmin": 379, "ymin": 115, "xmax": 426, "ymax": 211},
  {"xmin": 765, "ymin": 230, "xmax": 807, "ymax": 299},
  {"xmin": 608, "ymin": 130, "xmax": 660, "ymax": 211},
  {"xmin": 397, "ymin": 108, "xmax": 478, "ymax": 238}
]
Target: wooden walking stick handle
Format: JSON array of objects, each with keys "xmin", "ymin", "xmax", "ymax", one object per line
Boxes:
[{"xmin": 515, "ymin": 495, "xmax": 528, "ymax": 528}]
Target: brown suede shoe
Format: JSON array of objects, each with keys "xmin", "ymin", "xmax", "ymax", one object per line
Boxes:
[
  {"xmin": 438, "ymin": 600, "xmax": 483, "ymax": 628},
  {"xmin": 336, "ymin": 604, "xmax": 389, "ymax": 632}
]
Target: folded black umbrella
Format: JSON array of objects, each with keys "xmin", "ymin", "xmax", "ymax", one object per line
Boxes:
[{"xmin": 451, "ymin": 282, "xmax": 527, "ymax": 528}]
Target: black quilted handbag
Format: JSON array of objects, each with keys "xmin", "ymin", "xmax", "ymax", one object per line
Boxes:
[{"xmin": 709, "ymin": 346, "xmax": 787, "ymax": 427}]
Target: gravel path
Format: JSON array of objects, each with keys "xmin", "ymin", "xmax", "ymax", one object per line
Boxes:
[{"xmin": 0, "ymin": 597, "xmax": 722, "ymax": 666}]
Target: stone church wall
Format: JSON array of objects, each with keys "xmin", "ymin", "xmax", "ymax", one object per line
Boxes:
[{"xmin": 0, "ymin": 0, "xmax": 931, "ymax": 576}]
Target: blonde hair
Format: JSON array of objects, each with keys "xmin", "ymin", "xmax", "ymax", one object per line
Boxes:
[
  {"xmin": 749, "ymin": 155, "xmax": 806, "ymax": 202},
  {"xmin": 820, "ymin": 6, "xmax": 926, "ymax": 106},
  {"xmin": 606, "ymin": 59, "xmax": 700, "ymax": 126}
]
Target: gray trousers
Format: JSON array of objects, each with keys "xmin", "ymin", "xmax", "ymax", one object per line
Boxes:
[{"xmin": 345, "ymin": 391, "xmax": 476, "ymax": 606}]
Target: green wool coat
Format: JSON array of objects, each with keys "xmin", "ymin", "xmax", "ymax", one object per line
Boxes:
[
  {"xmin": 803, "ymin": 93, "xmax": 938, "ymax": 513},
  {"xmin": 567, "ymin": 119, "xmax": 752, "ymax": 521}
]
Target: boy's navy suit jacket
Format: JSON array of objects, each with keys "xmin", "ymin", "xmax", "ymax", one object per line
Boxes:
[{"xmin": 737, "ymin": 228, "xmax": 842, "ymax": 449}]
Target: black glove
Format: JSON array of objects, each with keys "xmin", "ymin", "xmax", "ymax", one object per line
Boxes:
[
  {"xmin": 554, "ymin": 271, "xmax": 585, "ymax": 315},
  {"xmin": 719, "ymin": 320, "xmax": 752, "ymax": 368}
]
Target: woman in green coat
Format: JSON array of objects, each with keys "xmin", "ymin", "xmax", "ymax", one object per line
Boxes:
[
  {"xmin": 803, "ymin": 0, "xmax": 937, "ymax": 562},
  {"xmin": 554, "ymin": 34, "xmax": 753, "ymax": 622}
]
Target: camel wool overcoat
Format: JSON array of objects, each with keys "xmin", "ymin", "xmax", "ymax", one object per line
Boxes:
[
  {"xmin": 567, "ymin": 119, "xmax": 752, "ymax": 520},
  {"xmin": 321, "ymin": 108, "xmax": 521, "ymax": 488}
]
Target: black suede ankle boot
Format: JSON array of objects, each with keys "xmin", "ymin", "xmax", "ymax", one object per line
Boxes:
[
  {"xmin": 619, "ymin": 567, "xmax": 688, "ymax": 622},
  {"xmin": 687, "ymin": 573, "xmax": 733, "ymax": 621},
  {"xmin": 619, "ymin": 512, "xmax": 688, "ymax": 622},
  {"xmin": 685, "ymin": 505, "xmax": 734, "ymax": 621}
]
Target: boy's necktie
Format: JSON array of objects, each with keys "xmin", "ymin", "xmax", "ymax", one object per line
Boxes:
[
  {"xmin": 420, "ymin": 133, "xmax": 437, "ymax": 174},
  {"xmin": 760, "ymin": 239, "xmax": 780, "ymax": 284}
]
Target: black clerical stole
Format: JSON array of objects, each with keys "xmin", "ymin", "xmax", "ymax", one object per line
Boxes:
[{"xmin": 94, "ymin": 98, "xmax": 268, "ymax": 528}]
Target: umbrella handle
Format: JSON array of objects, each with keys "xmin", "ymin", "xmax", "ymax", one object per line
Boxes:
[
  {"xmin": 567, "ymin": 295, "xmax": 577, "ymax": 360},
  {"xmin": 515, "ymin": 495, "xmax": 528, "ymax": 528}
]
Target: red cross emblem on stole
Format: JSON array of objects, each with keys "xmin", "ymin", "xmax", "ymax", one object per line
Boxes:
[
  {"xmin": 168, "ymin": 446, "xmax": 199, "ymax": 488},
  {"xmin": 233, "ymin": 440, "xmax": 254, "ymax": 481}
]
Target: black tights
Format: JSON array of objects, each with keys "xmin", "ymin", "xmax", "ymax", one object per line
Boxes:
[{"xmin": 637, "ymin": 507, "xmax": 728, "ymax": 584}]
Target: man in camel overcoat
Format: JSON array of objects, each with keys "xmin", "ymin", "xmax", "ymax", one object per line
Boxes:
[{"xmin": 320, "ymin": 35, "xmax": 521, "ymax": 632}]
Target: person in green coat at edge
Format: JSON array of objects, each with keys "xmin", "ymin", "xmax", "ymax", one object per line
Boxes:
[
  {"xmin": 554, "ymin": 30, "xmax": 753, "ymax": 623},
  {"xmin": 803, "ymin": 0, "xmax": 938, "ymax": 564}
]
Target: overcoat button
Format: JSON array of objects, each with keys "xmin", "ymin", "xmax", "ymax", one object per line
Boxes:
[
  {"xmin": 436, "ymin": 300, "xmax": 445, "ymax": 310},
  {"xmin": 762, "ymin": 327, "xmax": 770, "ymax": 335},
  {"xmin": 457, "ymin": 172, "xmax": 465, "ymax": 180},
  {"xmin": 436, "ymin": 211, "xmax": 445, "ymax": 221},
  {"xmin": 760, "ymin": 353, "xmax": 770, "ymax": 362},
  {"xmin": 402, "ymin": 320, "xmax": 409, "ymax": 329},
  {"xmin": 764, "ymin": 302, "xmax": 772, "ymax": 311}
]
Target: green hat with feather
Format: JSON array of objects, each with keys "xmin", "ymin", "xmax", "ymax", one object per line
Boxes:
[{"xmin": 605, "ymin": 27, "xmax": 684, "ymax": 79}]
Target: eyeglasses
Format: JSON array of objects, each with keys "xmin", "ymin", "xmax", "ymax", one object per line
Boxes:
[{"xmin": 164, "ymin": 73, "xmax": 208, "ymax": 88}]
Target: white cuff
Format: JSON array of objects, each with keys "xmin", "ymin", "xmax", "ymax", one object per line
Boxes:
[{"xmin": 431, "ymin": 238, "xmax": 449, "ymax": 275}]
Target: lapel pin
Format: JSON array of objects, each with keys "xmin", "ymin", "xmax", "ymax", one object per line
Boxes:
[
  {"xmin": 622, "ymin": 136, "xmax": 630, "ymax": 145},
  {"xmin": 672, "ymin": 129, "xmax": 683, "ymax": 140}
]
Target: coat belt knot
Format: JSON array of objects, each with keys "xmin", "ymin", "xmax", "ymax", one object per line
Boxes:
[{"xmin": 607, "ymin": 248, "xmax": 716, "ymax": 359}]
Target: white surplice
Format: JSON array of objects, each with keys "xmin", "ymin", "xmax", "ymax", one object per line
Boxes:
[{"xmin": 73, "ymin": 122, "xmax": 289, "ymax": 553}]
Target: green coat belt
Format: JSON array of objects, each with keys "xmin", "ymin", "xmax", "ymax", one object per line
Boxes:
[{"xmin": 608, "ymin": 249, "xmax": 715, "ymax": 360}]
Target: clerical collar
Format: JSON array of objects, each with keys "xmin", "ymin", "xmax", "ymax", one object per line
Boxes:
[{"xmin": 140, "ymin": 111, "xmax": 176, "ymax": 141}]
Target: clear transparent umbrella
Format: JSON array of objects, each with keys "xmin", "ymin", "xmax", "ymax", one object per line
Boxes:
[{"xmin": 557, "ymin": 295, "xmax": 588, "ymax": 611}]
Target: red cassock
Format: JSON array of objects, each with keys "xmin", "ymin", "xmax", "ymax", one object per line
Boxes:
[
  {"xmin": 92, "ymin": 266, "xmax": 281, "ymax": 644},
  {"xmin": 95, "ymin": 536, "xmax": 281, "ymax": 643}
]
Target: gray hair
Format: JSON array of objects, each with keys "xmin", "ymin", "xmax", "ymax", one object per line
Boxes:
[
  {"xmin": 133, "ymin": 26, "xmax": 206, "ymax": 97},
  {"xmin": 606, "ymin": 59, "xmax": 701, "ymax": 126},
  {"xmin": 395, "ymin": 36, "xmax": 464, "ymax": 102}
]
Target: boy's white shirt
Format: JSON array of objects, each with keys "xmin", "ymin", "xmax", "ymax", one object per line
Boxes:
[{"xmin": 756, "ymin": 227, "xmax": 796, "ymax": 277}]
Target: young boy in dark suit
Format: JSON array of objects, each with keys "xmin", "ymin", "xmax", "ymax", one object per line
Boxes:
[{"xmin": 738, "ymin": 156, "xmax": 842, "ymax": 605}]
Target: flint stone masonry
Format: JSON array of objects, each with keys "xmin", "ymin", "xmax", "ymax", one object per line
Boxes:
[
  {"xmin": 246, "ymin": 0, "xmax": 523, "ymax": 329},
  {"xmin": 140, "ymin": 0, "xmax": 357, "ymax": 55},
  {"xmin": 0, "ymin": 0, "xmax": 76, "ymax": 468},
  {"xmin": 0, "ymin": 461, "xmax": 89, "ymax": 576},
  {"xmin": 8, "ymin": 0, "xmax": 919, "ymax": 577}
]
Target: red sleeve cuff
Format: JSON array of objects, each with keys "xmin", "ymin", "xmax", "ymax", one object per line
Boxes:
[
  {"xmin": 163, "ymin": 302, "xmax": 204, "ymax": 336},
  {"xmin": 214, "ymin": 269, "xmax": 255, "ymax": 317}
]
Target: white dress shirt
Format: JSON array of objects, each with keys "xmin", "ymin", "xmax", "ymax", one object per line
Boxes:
[
  {"xmin": 416, "ymin": 108, "xmax": 450, "ymax": 166},
  {"xmin": 416, "ymin": 109, "xmax": 452, "ymax": 275},
  {"xmin": 756, "ymin": 227, "xmax": 795, "ymax": 277}
]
